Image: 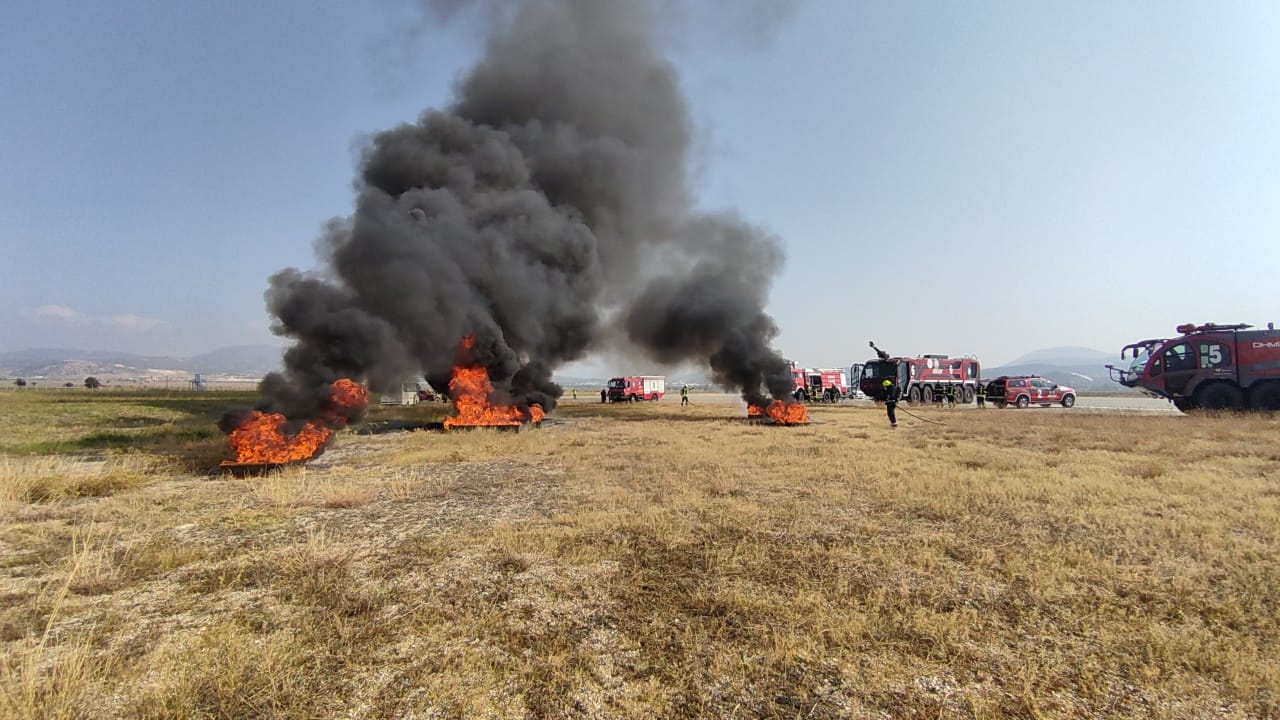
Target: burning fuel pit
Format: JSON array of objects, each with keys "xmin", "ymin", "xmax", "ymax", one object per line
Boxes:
[
  {"xmin": 218, "ymin": 378, "xmax": 368, "ymax": 471},
  {"xmin": 737, "ymin": 417, "xmax": 808, "ymax": 427},
  {"xmin": 355, "ymin": 418, "xmax": 555, "ymax": 436},
  {"xmin": 440, "ymin": 336, "xmax": 547, "ymax": 431},
  {"xmin": 737, "ymin": 417, "xmax": 815, "ymax": 427},
  {"xmin": 445, "ymin": 422, "xmax": 538, "ymax": 433},
  {"xmin": 746, "ymin": 401, "xmax": 810, "ymax": 426},
  {"xmin": 218, "ymin": 457, "xmax": 316, "ymax": 478}
]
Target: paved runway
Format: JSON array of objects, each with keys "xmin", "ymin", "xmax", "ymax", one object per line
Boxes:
[{"xmin": 571, "ymin": 392, "xmax": 1183, "ymax": 415}]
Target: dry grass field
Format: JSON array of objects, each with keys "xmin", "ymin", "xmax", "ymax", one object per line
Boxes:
[{"xmin": 2, "ymin": 390, "xmax": 1278, "ymax": 719}]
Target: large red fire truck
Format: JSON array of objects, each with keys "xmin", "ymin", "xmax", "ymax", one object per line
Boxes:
[
  {"xmin": 858, "ymin": 342, "xmax": 982, "ymax": 404},
  {"xmin": 1105, "ymin": 322, "xmax": 1280, "ymax": 411},
  {"xmin": 790, "ymin": 366, "xmax": 848, "ymax": 401},
  {"xmin": 607, "ymin": 375, "xmax": 666, "ymax": 402}
]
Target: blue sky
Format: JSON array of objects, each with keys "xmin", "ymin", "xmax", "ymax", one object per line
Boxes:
[{"xmin": 3, "ymin": 1, "xmax": 1277, "ymax": 369}]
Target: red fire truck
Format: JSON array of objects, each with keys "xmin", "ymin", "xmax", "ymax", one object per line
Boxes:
[
  {"xmin": 607, "ymin": 375, "xmax": 666, "ymax": 402},
  {"xmin": 790, "ymin": 366, "xmax": 848, "ymax": 401},
  {"xmin": 858, "ymin": 342, "xmax": 982, "ymax": 404},
  {"xmin": 1106, "ymin": 322, "xmax": 1280, "ymax": 411}
]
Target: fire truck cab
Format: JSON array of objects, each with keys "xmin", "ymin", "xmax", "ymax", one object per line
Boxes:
[
  {"xmin": 607, "ymin": 375, "xmax": 665, "ymax": 402},
  {"xmin": 790, "ymin": 367, "xmax": 848, "ymax": 401},
  {"xmin": 1106, "ymin": 322, "xmax": 1280, "ymax": 411}
]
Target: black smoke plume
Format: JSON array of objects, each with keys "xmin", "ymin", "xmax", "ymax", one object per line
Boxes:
[{"xmin": 247, "ymin": 0, "xmax": 798, "ymax": 422}]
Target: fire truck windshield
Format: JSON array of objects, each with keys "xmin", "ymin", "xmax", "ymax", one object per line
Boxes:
[
  {"xmin": 1118, "ymin": 348, "xmax": 1150, "ymax": 382},
  {"xmin": 861, "ymin": 362, "xmax": 895, "ymax": 381},
  {"xmin": 607, "ymin": 379, "xmax": 625, "ymax": 389}
]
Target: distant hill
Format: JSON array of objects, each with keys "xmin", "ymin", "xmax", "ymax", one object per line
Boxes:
[
  {"xmin": 986, "ymin": 346, "xmax": 1129, "ymax": 393},
  {"xmin": 1004, "ymin": 346, "xmax": 1115, "ymax": 366},
  {"xmin": 0, "ymin": 345, "xmax": 284, "ymax": 380},
  {"xmin": 0, "ymin": 348, "xmax": 178, "ymax": 369},
  {"xmin": 0, "ymin": 345, "xmax": 1133, "ymax": 393}
]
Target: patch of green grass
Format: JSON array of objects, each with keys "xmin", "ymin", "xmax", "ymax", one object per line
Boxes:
[
  {"xmin": 11, "ymin": 427, "xmax": 224, "ymax": 456},
  {"xmin": 0, "ymin": 390, "xmax": 257, "ymax": 465},
  {"xmin": 0, "ymin": 389, "xmax": 454, "ymax": 463}
]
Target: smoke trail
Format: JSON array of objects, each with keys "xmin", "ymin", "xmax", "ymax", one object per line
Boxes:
[{"xmin": 253, "ymin": 0, "xmax": 798, "ymax": 419}]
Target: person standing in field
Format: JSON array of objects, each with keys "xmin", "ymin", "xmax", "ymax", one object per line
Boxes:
[
  {"xmin": 572, "ymin": 388, "xmax": 577, "ymax": 400},
  {"xmin": 681, "ymin": 384, "xmax": 689, "ymax": 407},
  {"xmin": 601, "ymin": 388, "xmax": 607, "ymax": 403},
  {"xmin": 976, "ymin": 383, "xmax": 986, "ymax": 408},
  {"xmin": 882, "ymin": 378, "xmax": 899, "ymax": 428}
]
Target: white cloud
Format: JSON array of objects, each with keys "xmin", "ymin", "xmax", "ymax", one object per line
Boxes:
[
  {"xmin": 28, "ymin": 304, "xmax": 89, "ymax": 323},
  {"xmin": 110, "ymin": 313, "xmax": 171, "ymax": 331},
  {"xmin": 21, "ymin": 304, "xmax": 170, "ymax": 333}
]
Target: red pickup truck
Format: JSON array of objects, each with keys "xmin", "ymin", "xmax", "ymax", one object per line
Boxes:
[{"xmin": 984, "ymin": 376, "xmax": 1076, "ymax": 409}]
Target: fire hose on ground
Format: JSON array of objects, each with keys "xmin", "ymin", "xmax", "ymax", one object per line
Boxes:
[{"xmin": 893, "ymin": 403, "xmax": 947, "ymax": 426}]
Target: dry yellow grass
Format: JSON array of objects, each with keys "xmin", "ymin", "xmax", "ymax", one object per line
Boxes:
[
  {"xmin": 1, "ymin": 455, "xmax": 157, "ymax": 509},
  {"xmin": 2, "ymin": 396, "xmax": 1278, "ymax": 718}
]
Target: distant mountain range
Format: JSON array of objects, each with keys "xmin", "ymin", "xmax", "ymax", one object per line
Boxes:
[
  {"xmin": 985, "ymin": 346, "xmax": 1128, "ymax": 393},
  {"xmin": 0, "ymin": 345, "xmax": 285, "ymax": 380},
  {"xmin": 1002, "ymin": 346, "xmax": 1115, "ymax": 367},
  {"xmin": 0, "ymin": 345, "xmax": 1134, "ymax": 393}
]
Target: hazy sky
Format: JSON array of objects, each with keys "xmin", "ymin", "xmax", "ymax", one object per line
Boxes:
[{"xmin": 3, "ymin": 0, "xmax": 1277, "ymax": 370}]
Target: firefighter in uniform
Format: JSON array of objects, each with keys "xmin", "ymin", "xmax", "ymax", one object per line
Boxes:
[
  {"xmin": 976, "ymin": 383, "xmax": 986, "ymax": 408},
  {"xmin": 883, "ymin": 379, "xmax": 899, "ymax": 428}
]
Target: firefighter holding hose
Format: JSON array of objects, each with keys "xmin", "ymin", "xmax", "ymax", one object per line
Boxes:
[{"xmin": 882, "ymin": 378, "xmax": 899, "ymax": 428}]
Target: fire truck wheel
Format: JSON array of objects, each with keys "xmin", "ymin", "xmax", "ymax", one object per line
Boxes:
[
  {"xmin": 962, "ymin": 386, "xmax": 975, "ymax": 403},
  {"xmin": 1195, "ymin": 383, "xmax": 1243, "ymax": 410},
  {"xmin": 908, "ymin": 386, "xmax": 921, "ymax": 404},
  {"xmin": 921, "ymin": 387, "xmax": 934, "ymax": 403},
  {"xmin": 1246, "ymin": 382, "xmax": 1280, "ymax": 411},
  {"xmin": 1015, "ymin": 395, "xmax": 1030, "ymax": 409},
  {"xmin": 1061, "ymin": 394, "xmax": 1075, "ymax": 408}
]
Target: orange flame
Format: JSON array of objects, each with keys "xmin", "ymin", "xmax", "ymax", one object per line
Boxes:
[
  {"xmin": 747, "ymin": 400, "xmax": 809, "ymax": 425},
  {"xmin": 222, "ymin": 378, "xmax": 368, "ymax": 466},
  {"xmin": 443, "ymin": 365, "xmax": 543, "ymax": 428},
  {"xmin": 443, "ymin": 337, "xmax": 543, "ymax": 429},
  {"xmin": 223, "ymin": 412, "xmax": 333, "ymax": 465},
  {"xmin": 328, "ymin": 378, "xmax": 368, "ymax": 414}
]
